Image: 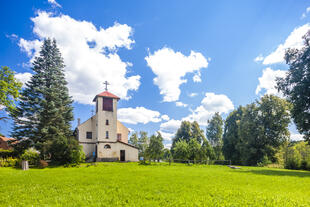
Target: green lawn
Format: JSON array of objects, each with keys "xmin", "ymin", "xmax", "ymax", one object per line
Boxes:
[{"xmin": 0, "ymin": 163, "xmax": 310, "ymax": 206}]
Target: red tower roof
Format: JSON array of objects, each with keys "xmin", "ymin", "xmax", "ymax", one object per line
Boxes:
[{"xmin": 93, "ymin": 91, "xmax": 120, "ymax": 102}]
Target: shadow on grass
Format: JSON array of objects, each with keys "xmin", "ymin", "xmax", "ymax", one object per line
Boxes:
[{"xmin": 236, "ymin": 168, "xmax": 310, "ymax": 178}]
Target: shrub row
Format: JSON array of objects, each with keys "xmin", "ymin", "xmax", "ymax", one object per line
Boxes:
[{"xmin": 0, "ymin": 149, "xmax": 14, "ymax": 158}]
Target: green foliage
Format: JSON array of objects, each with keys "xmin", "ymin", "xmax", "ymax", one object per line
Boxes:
[
  {"xmin": 277, "ymin": 31, "xmax": 310, "ymax": 142},
  {"xmin": 128, "ymin": 132, "xmax": 139, "ymax": 147},
  {"xmin": 200, "ymin": 140, "xmax": 215, "ymax": 160},
  {"xmin": 0, "ymin": 157, "xmax": 18, "ymax": 167},
  {"xmin": 11, "ymin": 39, "xmax": 77, "ymax": 164},
  {"xmin": 49, "ymin": 136, "xmax": 85, "ymax": 165},
  {"xmin": 172, "ymin": 120, "xmax": 205, "ymax": 149},
  {"xmin": 0, "ymin": 149, "xmax": 14, "ymax": 158},
  {"xmin": 20, "ymin": 148, "xmax": 40, "ymax": 165},
  {"xmin": 223, "ymin": 106, "xmax": 244, "ymax": 164},
  {"xmin": 146, "ymin": 132, "xmax": 164, "ymax": 161},
  {"xmin": 138, "ymin": 131, "xmax": 149, "ymax": 161},
  {"xmin": 172, "ymin": 121, "xmax": 215, "ymax": 161},
  {"xmin": 206, "ymin": 112, "xmax": 223, "ymax": 147},
  {"xmin": 163, "ymin": 148, "xmax": 172, "ymax": 161},
  {"xmin": 173, "ymin": 140, "xmax": 189, "ymax": 161},
  {"xmin": 1, "ymin": 163, "xmax": 310, "ymax": 206},
  {"xmin": 223, "ymin": 95, "xmax": 291, "ymax": 166},
  {"xmin": 0, "ymin": 66, "xmax": 22, "ymax": 117},
  {"xmin": 284, "ymin": 141, "xmax": 310, "ymax": 170},
  {"xmin": 206, "ymin": 112, "xmax": 224, "ymax": 160},
  {"xmin": 188, "ymin": 138, "xmax": 201, "ymax": 161}
]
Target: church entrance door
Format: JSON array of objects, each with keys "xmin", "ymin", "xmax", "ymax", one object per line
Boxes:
[{"xmin": 120, "ymin": 150, "xmax": 125, "ymax": 161}]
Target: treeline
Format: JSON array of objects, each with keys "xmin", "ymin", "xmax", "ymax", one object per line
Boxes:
[{"xmin": 131, "ymin": 94, "xmax": 309, "ymax": 170}]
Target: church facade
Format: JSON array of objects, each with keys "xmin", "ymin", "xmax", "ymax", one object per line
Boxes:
[{"xmin": 76, "ymin": 90, "xmax": 138, "ymax": 162}]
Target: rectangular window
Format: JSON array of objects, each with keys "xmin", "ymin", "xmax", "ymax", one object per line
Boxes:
[
  {"xmin": 86, "ymin": 132, "xmax": 92, "ymax": 139},
  {"xmin": 117, "ymin": 133, "xmax": 121, "ymax": 141},
  {"xmin": 106, "ymin": 119, "xmax": 109, "ymax": 125},
  {"xmin": 102, "ymin": 98, "xmax": 113, "ymax": 111},
  {"xmin": 106, "ymin": 131, "xmax": 109, "ymax": 139}
]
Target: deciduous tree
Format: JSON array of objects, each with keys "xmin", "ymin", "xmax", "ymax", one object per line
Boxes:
[
  {"xmin": 277, "ymin": 30, "xmax": 310, "ymax": 142},
  {"xmin": 0, "ymin": 66, "xmax": 22, "ymax": 120}
]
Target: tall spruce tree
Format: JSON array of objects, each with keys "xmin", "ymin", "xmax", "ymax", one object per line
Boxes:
[{"xmin": 11, "ymin": 39, "xmax": 81, "ymax": 163}]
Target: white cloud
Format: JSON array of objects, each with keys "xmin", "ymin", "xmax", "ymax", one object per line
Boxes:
[
  {"xmin": 159, "ymin": 92, "xmax": 234, "ymax": 143},
  {"xmin": 301, "ymin": 7, "xmax": 310, "ymax": 19},
  {"xmin": 184, "ymin": 92, "xmax": 234, "ymax": 126},
  {"xmin": 255, "ymin": 68, "xmax": 287, "ymax": 97},
  {"xmin": 254, "ymin": 54, "xmax": 264, "ymax": 63},
  {"xmin": 48, "ymin": 0, "xmax": 61, "ymax": 8},
  {"xmin": 193, "ymin": 72, "xmax": 202, "ymax": 82},
  {"xmin": 262, "ymin": 24, "xmax": 310, "ymax": 65},
  {"xmin": 189, "ymin": 92, "xmax": 198, "ymax": 97},
  {"xmin": 291, "ymin": 133, "xmax": 304, "ymax": 141},
  {"xmin": 128, "ymin": 128, "xmax": 134, "ymax": 133},
  {"xmin": 164, "ymin": 143, "xmax": 172, "ymax": 149},
  {"xmin": 18, "ymin": 11, "xmax": 140, "ymax": 104},
  {"xmin": 0, "ymin": 105, "xmax": 5, "ymax": 110},
  {"xmin": 176, "ymin": 101, "xmax": 188, "ymax": 107},
  {"xmin": 160, "ymin": 119, "xmax": 181, "ymax": 134},
  {"xmin": 159, "ymin": 131, "xmax": 175, "ymax": 141},
  {"xmin": 145, "ymin": 47, "xmax": 209, "ymax": 102},
  {"xmin": 15, "ymin": 72, "xmax": 32, "ymax": 87},
  {"xmin": 161, "ymin": 114, "xmax": 170, "ymax": 121},
  {"xmin": 117, "ymin": 107, "xmax": 162, "ymax": 124}
]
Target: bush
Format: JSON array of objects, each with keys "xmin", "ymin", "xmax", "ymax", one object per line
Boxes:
[
  {"xmin": 0, "ymin": 157, "xmax": 18, "ymax": 167},
  {"xmin": 49, "ymin": 136, "xmax": 85, "ymax": 165},
  {"xmin": 38, "ymin": 160, "xmax": 48, "ymax": 169},
  {"xmin": 0, "ymin": 149, "xmax": 14, "ymax": 158},
  {"xmin": 20, "ymin": 148, "xmax": 40, "ymax": 165},
  {"xmin": 257, "ymin": 155, "xmax": 272, "ymax": 167}
]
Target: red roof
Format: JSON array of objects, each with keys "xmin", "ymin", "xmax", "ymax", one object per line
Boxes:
[
  {"xmin": 0, "ymin": 136, "xmax": 16, "ymax": 142},
  {"xmin": 93, "ymin": 91, "xmax": 120, "ymax": 102}
]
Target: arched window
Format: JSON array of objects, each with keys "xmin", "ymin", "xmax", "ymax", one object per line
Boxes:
[{"xmin": 104, "ymin": 144, "xmax": 111, "ymax": 149}]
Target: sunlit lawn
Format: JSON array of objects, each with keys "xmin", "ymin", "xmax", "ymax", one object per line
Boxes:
[{"xmin": 1, "ymin": 162, "xmax": 310, "ymax": 206}]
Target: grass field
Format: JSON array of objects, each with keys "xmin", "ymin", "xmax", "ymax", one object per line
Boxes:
[{"xmin": 1, "ymin": 163, "xmax": 310, "ymax": 206}]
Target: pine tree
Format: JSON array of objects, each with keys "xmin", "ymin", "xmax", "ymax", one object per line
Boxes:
[{"xmin": 11, "ymin": 39, "xmax": 82, "ymax": 164}]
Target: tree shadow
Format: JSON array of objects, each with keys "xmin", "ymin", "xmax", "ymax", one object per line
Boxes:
[{"xmin": 236, "ymin": 168, "xmax": 310, "ymax": 178}]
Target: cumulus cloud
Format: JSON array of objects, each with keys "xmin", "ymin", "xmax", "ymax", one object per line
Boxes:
[
  {"xmin": 255, "ymin": 68, "xmax": 287, "ymax": 97},
  {"xmin": 291, "ymin": 133, "xmax": 304, "ymax": 141},
  {"xmin": 176, "ymin": 102, "xmax": 188, "ymax": 107},
  {"xmin": 301, "ymin": 7, "xmax": 310, "ymax": 19},
  {"xmin": 15, "ymin": 72, "xmax": 32, "ymax": 87},
  {"xmin": 159, "ymin": 92, "xmax": 234, "ymax": 141},
  {"xmin": 164, "ymin": 143, "xmax": 172, "ymax": 149},
  {"xmin": 18, "ymin": 11, "xmax": 140, "ymax": 104},
  {"xmin": 160, "ymin": 119, "xmax": 182, "ymax": 134},
  {"xmin": 117, "ymin": 107, "xmax": 162, "ymax": 124},
  {"xmin": 48, "ymin": 0, "xmax": 61, "ymax": 8},
  {"xmin": 254, "ymin": 54, "xmax": 264, "ymax": 63},
  {"xmin": 185, "ymin": 92, "xmax": 234, "ymax": 126},
  {"xmin": 262, "ymin": 24, "xmax": 310, "ymax": 65},
  {"xmin": 145, "ymin": 47, "xmax": 209, "ymax": 102},
  {"xmin": 188, "ymin": 92, "xmax": 198, "ymax": 97},
  {"xmin": 159, "ymin": 119, "xmax": 181, "ymax": 141},
  {"xmin": 161, "ymin": 114, "xmax": 170, "ymax": 121}
]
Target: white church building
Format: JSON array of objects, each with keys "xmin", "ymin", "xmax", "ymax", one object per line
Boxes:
[{"xmin": 76, "ymin": 89, "xmax": 138, "ymax": 162}]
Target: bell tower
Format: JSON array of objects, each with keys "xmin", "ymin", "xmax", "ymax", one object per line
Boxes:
[{"xmin": 93, "ymin": 82, "xmax": 120, "ymax": 142}]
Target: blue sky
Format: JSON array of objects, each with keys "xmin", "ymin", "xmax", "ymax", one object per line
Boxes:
[{"xmin": 1, "ymin": 0, "xmax": 309, "ymax": 147}]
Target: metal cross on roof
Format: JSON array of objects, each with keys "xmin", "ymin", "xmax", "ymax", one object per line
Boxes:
[{"xmin": 103, "ymin": 81, "xmax": 110, "ymax": 91}]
